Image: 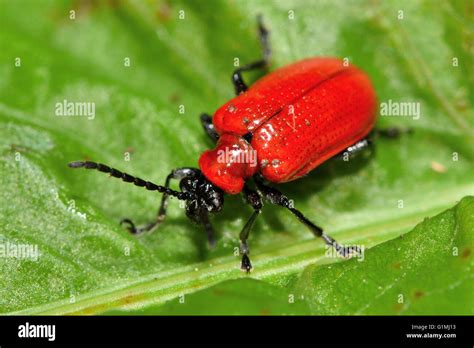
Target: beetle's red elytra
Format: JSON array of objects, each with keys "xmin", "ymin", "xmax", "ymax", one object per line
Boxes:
[
  {"xmin": 199, "ymin": 57, "xmax": 377, "ymax": 194},
  {"xmin": 69, "ymin": 17, "xmax": 402, "ymax": 272}
]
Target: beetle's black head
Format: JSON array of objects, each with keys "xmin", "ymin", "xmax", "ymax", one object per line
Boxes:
[{"xmin": 179, "ymin": 172, "xmax": 224, "ymax": 223}]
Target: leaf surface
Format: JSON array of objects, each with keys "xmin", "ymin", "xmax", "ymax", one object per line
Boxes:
[{"xmin": 0, "ymin": 0, "xmax": 472, "ymax": 314}]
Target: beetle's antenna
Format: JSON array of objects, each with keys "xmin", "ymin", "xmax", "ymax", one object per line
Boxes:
[{"xmin": 68, "ymin": 161, "xmax": 191, "ymax": 200}]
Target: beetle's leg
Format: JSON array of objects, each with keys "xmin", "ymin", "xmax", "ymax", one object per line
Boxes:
[
  {"xmin": 257, "ymin": 14, "xmax": 271, "ymax": 63},
  {"xmin": 199, "ymin": 211, "xmax": 216, "ymax": 248},
  {"xmin": 232, "ymin": 15, "xmax": 271, "ymax": 95},
  {"xmin": 254, "ymin": 177, "xmax": 360, "ymax": 257},
  {"xmin": 334, "ymin": 127, "xmax": 413, "ymax": 161},
  {"xmin": 232, "ymin": 60, "xmax": 267, "ymax": 95},
  {"xmin": 200, "ymin": 113, "xmax": 219, "ymax": 142},
  {"xmin": 121, "ymin": 171, "xmax": 174, "ymax": 234},
  {"xmin": 334, "ymin": 138, "xmax": 372, "ymax": 161},
  {"xmin": 119, "ymin": 219, "xmax": 157, "ymax": 235},
  {"xmin": 371, "ymin": 127, "xmax": 413, "ymax": 139},
  {"xmin": 239, "ymin": 185, "xmax": 263, "ymax": 273}
]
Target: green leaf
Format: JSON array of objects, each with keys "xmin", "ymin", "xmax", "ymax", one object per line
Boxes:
[
  {"xmin": 0, "ymin": 0, "xmax": 472, "ymax": 315},
  {"xmin": 292, "ymin": 196, "xmax": 474, "ymax": 315}
]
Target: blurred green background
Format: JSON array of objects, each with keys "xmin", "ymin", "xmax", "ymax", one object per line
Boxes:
[{"xmin": 0, "ymin": 0, "xmax": 472, "ymax": 315}]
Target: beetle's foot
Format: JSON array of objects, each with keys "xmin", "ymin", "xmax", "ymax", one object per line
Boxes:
[
  {"xmin": 156, "ymin": 214, "xmax": 166, "ymax": 224},
  {"xmin": 241, "ymin": 254, "xmax": 252, "ymax": 273},
  {"xmin": 120, "ymin": 218, "xmax": 137, "ymax": 234},
  {"xmin": 120, "ymin": 218, "xmax": 157, "ymax": 235},
  {"xmin": 207, "ymin": 235, "xmax": 217, "ymax": 249},
  {"xmin": 322, "ymin": 233, "xmax": 361, "ymax": 258}
]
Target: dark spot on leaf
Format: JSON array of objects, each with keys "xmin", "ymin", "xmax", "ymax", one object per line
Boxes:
[
  {"xmin": 467, "ymin": 1, "xmax": 474, "ymax": 16},
  {"xmin": 169, "ymin": 92, "xmax": 181, "ymax": 103},
  {"xmin": 122, "ymin": 295, "xmax": 134, "ymax": 304},
  {"xmin": 393, "ymin": 303, "xmax": 404, "ymax": 312},
  {"xmin": 10, "ymin": 144, "xmax": 31, "ymax": 154},
  {"xmin": 260, "ymin": 308, "xmax": 271, "ymax": 315},
  {"xmin": 455, "ymin": 98, "xmax": 468, "ymax": 111},
  {"xmin": 461, "ymin": 247, "xmax": 471, "ymax": 259},
  {"xmin": 212, "ymin": 288, "xmax": 226, "ymax": 296},
  {"xmin": 413, "ymin": 290, "xmax": 424, "ymax": 299},
  {"xmin": 156, "ymin": 3, "xmax": 172, "ymax": 22},
  {"xmin": 392, "ymin": 262, "xmax": 401, "ymax": 269}
]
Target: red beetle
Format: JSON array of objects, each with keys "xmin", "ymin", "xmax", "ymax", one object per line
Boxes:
[{"xmin": 69, "ymin": 17, "xmax": 397, "ymax": 272}]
